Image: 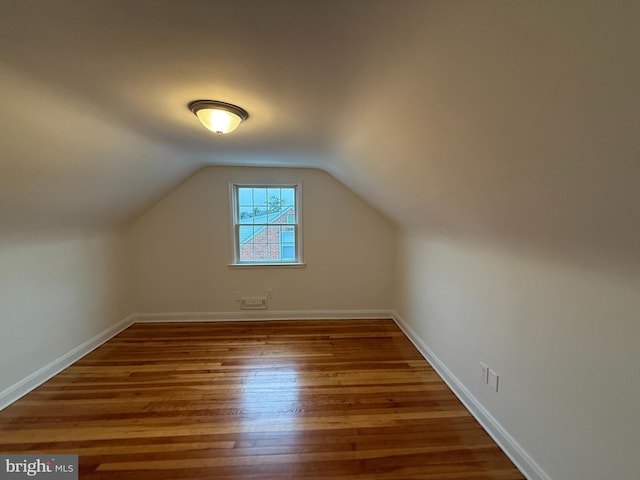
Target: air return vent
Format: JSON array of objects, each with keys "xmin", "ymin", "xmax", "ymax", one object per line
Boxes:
[{"xmin": 240, "ymin": 297, "xmax": 267, "ymax": 310}]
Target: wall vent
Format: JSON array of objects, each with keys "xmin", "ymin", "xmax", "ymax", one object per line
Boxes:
[{"xmin": 240, "ymin": 296, "xmax": 267, "ymax": 310}]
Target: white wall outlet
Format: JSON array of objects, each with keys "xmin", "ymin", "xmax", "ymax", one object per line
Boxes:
[
  {"xmin": 234, "ymin": 292, "xmax": 241, "ymax": 302},
  {"xmin": 267, "ymin": 289, "xmax": 273, "ymax": 299},
  {"xmin": 480, "ymin": 362, "xmax": 489, "ymax": 383},
  {"xmin": 488, "ymin": 369, "xmax": 499, "ymax": 392}
]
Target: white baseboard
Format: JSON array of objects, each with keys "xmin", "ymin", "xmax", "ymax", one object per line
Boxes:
[
  {"xmin": 0, "ymin": 314, "xmax": 136, "ymax": 411},
  {"xmin": 391, "ymin": 311, "xmax": 550, "ymax": 480},
  {"xmin": 135, "ymin": 309, "xmax": 395, "ymax": 323}
]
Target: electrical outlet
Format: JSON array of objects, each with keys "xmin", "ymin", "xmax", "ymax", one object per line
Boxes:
[
  {"xmin": 234, "ymin": 292, "xmax": 241, "ymax": 302},
  {"xmin": 488, "ymin": 369, "xmax": 499, "ymax": 392},
  {"xmin": 267, "ymin": 289, "xmax": 273, "ymax": 299},
  {"xmin": 480, "ymin": 363, "xmax": 489, "ymax": 383}
]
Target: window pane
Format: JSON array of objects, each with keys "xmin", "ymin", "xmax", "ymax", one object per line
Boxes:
[
  {"xmin": 240, "ymin": 242, "xmax": 252, "ymax": 262},
  {"xmin": 252, "ymin": 242, "xmax": 267, "ymax": 261},
  {"xmin": 267, "ymin": 188, "xmax": 281, "ymax": 208},
  {"xmin": 238, "ymin": 188, "xmax": 253, "ymax": 206},
  {"xmin": 281, "ymin": 245, "xmax": 295, "ymax": 260},
  {"xmin": 281, "ymin": 188, "xmax": 295, "ymax": 206},
  {"xmin": 268, "ymin": 244, "xmax": 280, "ymax": 261},
  {"xmin": 253, "ymin": 188, "xmax": 267, "ymax": 208},
  {"xmin": 281, "ymin": 230, "xmax": 294, "ymax": 243},
  {"xmin": 239, "ymin": 207, "xmax": 254, "ymax": 223},
  {"xmin": 265, "ymin": 226, "xmax": 276, "ymax": 261},
  {"xmin": 252, "ymin": 211, "xmax": 268, "ymax": 224},
  {"xmin": 239, "ymin": 225, "xmax": 254, "ymax": 244},
  {"xmin": 267, "ymin": 225, "xmax": 277, "ymax": 245},
  {"xmin": 253, "ymin": 225, "xmax": 267, "ymax": 261}
]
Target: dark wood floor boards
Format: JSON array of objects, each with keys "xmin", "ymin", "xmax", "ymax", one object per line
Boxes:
[{"xmin": 0, "ymin": 319, "xmax": 524, "ymax": 479}]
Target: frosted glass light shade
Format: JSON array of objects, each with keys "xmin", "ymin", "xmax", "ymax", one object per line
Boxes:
[
  {"xmin": 188, "ymin": 100, "xmax": 249, "ymax": 135},
  {"xmin": 195, "ymin": 108, "xmax": 242, "ymax": 134}
]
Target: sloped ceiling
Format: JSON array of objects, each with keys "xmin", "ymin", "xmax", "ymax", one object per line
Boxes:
[{"xmin": 1, "ymin": 1, "xmax": 638, "ymax": 266}]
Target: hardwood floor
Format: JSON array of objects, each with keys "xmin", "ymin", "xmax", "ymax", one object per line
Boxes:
[{"xmin": 0, "ymin": 320, "xmax": 524, "ymax": 479}]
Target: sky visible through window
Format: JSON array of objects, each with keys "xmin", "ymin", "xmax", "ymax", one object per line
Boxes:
[{"xmin": 238, "ymin": 187, "xmax": 295, "ymax": 223}]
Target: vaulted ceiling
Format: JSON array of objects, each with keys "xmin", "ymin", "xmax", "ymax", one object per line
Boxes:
[{"xmin": 1, "ymin": 1, "xmax": 638, "ymax": 267}]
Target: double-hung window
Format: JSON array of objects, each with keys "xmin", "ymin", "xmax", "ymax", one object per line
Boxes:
[{"xmin": 230, "ymin": 183, "xmax": 303, "ymax": 265}]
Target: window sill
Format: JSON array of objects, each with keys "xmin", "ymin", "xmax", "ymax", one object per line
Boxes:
[{"xmin": 228, "ymin": 262, "xmax": 307, "ymax": 269}]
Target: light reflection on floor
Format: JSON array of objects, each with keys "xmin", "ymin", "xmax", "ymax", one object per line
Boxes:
[
  {"xmin": 237, "ymin": 365, "xmax": 304, "ymax": 476},
  {"xmin": 240, "ymin": 366, "xmax": 302, "ymax": 430}
]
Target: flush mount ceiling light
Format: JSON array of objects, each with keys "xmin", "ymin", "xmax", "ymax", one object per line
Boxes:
[{"xmin": 188, "ymin": 100, "xmax": 249, "ymax": 135}]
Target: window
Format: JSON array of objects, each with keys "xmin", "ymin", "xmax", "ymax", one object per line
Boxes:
[{"xmin": 230, "ymin": 183, "xmax": 303, "ymax": 265}]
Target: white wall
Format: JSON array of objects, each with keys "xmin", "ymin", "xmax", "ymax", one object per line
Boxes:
[
  {"xmin": 0, "ymin": 228, "xmax": 129, "ymax": 394},
  {"xmin": 129, "ymin": 166, "xmax": 396, "ymax": 314},
  {"xmin": 395, "ymin": 232, "xmax": 640, "ymax": 480}
]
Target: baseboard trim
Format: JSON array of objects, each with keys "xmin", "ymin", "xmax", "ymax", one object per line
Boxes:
[
  {"xmin": 134, "ymin": 309, "xmax": 395, "ymax": 323},
  {"xmin": 391, "ymin": 311, "xmax": 550, "ymax": 480},
  {"xmin": 0, "ymin": 314, "xmax": 136, "ymax": 412}
]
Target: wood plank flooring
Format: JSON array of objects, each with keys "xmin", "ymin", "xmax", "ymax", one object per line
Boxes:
[{"xmin": 0, "ymin": 320, "xmax": 524, "ymax": 479}]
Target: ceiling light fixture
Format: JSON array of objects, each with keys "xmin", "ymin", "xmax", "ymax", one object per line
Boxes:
[{"xmin": 188, "ymin": 100, "xmax": 249, "ymax": 135}]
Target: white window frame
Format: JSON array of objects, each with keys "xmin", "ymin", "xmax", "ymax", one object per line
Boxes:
[{"xmin": 229, "ymin": 182, "xmax": 304, "ymax": 267}]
